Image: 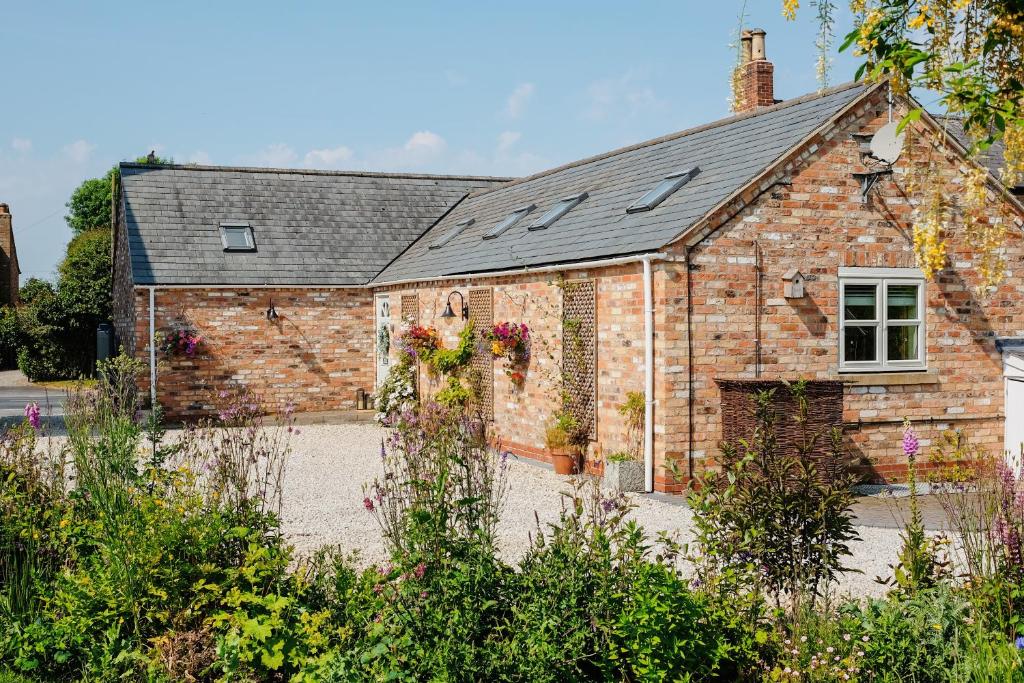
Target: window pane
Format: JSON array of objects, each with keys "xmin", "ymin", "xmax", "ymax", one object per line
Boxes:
[
  {"xmin": 887, "ymin": 325, "xmax": 919, "ymax": 361},
  {"xmin": 844, "ymin": 284, "xmax": 876, "ymax": 321},
  {"xmin": 887, "ymin": 284, "xmax": 918, "ymax": 320},
  {"xmin": 844, "ymin": 325, "xmax": 877, "ymax": 362}
]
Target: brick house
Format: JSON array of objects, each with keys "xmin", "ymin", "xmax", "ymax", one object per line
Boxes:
[
  {"xmin": 0, "ymin": 204, "xmax": 21, "ymax": 307},
  {"xmin": 113, "ymin": 31, "xmax": 1024, "ymax": 492}
]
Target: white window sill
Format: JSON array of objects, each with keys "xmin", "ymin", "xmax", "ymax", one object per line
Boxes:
[{"xmin": 831, "ymin": 369, "xmax": 939, "ymax": 386}]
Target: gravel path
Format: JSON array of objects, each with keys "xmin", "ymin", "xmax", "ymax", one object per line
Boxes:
[{"xmin": 281, "ymin": 423, "xmax": 924, "ymax": 598}]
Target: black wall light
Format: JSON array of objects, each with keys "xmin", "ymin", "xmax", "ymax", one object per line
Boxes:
[
  {"xmin": 266, "ymin": 299, "xmax": 279, "ymax": 321},
  {"xmin": 440, "ymin": 291, "xmax": 468, "ymax": 321}
]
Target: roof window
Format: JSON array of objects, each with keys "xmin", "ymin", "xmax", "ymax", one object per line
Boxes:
[
  {"xmin": 219, "ymin": 223, "xmax": 256, "ymax": 251},
  {"xmin": 429, "ymin": 218, "xmax": 475, "ymax": 249},
  {"xmin": 528, "ymin": 192, "xmax": 588, "ymax": 231},
  {"xmin": 483, "ymin": 204, "xmax": 536, "ymax": 240},
  {"xmin": 626, "ymin": 167, "xmax": 700, "ymax": 213}
]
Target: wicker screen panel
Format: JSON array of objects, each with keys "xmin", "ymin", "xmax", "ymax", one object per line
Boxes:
[
  {"xmin": 717, "ymin": 380, "xmax": 844, "ymax": 473},
  {"xmin": 562, "ymin": 280, "xmax": 597, "ymax": 440},
  {"xmin": 468, "ymin": 288, "xmax": 494, "ymax": 420},
  {"xmin": 400, "ymin": 294, "xmax": 419, "ymax": 325}
]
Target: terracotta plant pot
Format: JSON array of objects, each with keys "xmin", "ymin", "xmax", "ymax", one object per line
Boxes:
[{"xmin": 548, "ymin": 446, "xmax": 579, "ymax": 475}]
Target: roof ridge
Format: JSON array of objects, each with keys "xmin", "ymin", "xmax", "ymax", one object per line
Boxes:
[
  {"xmin": 465, "ymin": 80, "xmax": 868, "ymax": 199},
  {"xmin": 118, "ymin": 162, "xmax": 514, "ymax": 183}
]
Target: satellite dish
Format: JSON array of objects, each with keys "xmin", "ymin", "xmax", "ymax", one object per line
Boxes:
[{"xmin": 869, "ymin": 121, "xmax": 905, "ymax": 164}]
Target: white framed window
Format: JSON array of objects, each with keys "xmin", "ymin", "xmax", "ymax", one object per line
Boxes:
[{"xmin": 838, "ymin": 267, "xmax": 926, "ymax": 372}]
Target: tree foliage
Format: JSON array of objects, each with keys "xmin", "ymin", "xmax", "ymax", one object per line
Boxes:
[
  {"xmin": 783, "ymin": 1, "xmax": 1023, "ymax": 291},
  {"xmin": 64, "ymin": 155, "xmax": 172, "ymax": 235},
  {"xmin": 16, "ymin": 230, "xmax": 114, "ymax": 381}
]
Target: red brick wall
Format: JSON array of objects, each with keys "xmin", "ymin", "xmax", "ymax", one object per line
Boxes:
[
  {"xmin": 375, "ymin": 263, "xmax": 664, "ymax": 476},
  {"xmin": 663, "ymin": 89, "xmax": 1024, "ymax": 484},
  {"xmin": 130, "ymin": 287, "xmax": 375, "ymax": 419}
]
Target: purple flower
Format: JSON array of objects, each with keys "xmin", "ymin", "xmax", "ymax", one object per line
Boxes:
[
  {"xmin": 363, "ymin": 496, "xmax": 375, "ymax": 512},
  {"xmin": 1016, "ymin": 636, "xmax": 1024, "ymax": 650},
  {"xmin": 414, "ymin": 562, "xmax": 426, "ymax": 579},
  {"xmin": 902, "ymin": 423, "xmax": 919, "ymax": 459},
  {"xmin": 24, "ymin": 402, "xmax": 40, "ymax": 431}
]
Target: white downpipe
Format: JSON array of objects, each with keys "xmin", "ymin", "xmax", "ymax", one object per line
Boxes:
[
  {"xmin": 642, "ymin": 255, "xmax": 655, "ymax": 493},
  {"xmin": 148, "ymin": 286, "xmax": 157, "ymax": 410}
]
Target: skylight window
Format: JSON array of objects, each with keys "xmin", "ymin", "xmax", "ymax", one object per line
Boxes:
[
  {"xmin": 429, "ymin": 218, "xmax": 475, "ymax": 249},
  {"xmin": 626, "ymin": 167, "xmax": 701, "ymax": 213},
  {"xmin": 219, "ymin": 223, "xmax": 256, "ymax": 251},
  {"xmin": 528, "ymin": 193, "xmax": 588, "ymax": 231},
  {"xmin": 483, "ymin": 204, "xmax": 536, "ymax": 240}
]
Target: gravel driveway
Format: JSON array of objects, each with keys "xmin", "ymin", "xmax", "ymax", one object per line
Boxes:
[{"xmin": 281, "ymin": 423, "xmax": 932, "ymax": 598}]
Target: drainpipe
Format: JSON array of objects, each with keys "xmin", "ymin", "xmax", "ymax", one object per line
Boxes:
[
  {"xmin": 642, "ymin": 255, "xmax": 655, "ymax": 493},
  {"xmin": 148, "ymin": 286, "xmax": 157, "ymax": 410}
]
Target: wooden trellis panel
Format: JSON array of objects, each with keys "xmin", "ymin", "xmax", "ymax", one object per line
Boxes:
[
  {"xmin": 562, "ymin": 280, "xmax": 597, "ymax": 440},
  {"xmin": 717, "ymin": 379, "xmax": 845, "ymax": 480},
  {"xmin": 400, "ymin": 294, "xmax": 419, "ymax": 325},
  {"xmin": 468, "ymin": 288, "xmax": 494, "ymax": 420}
]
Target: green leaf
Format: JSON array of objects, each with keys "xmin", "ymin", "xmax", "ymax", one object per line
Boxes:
[{"xmin": 896, "ymin": 108, "xmax": 923, "ymax": 134}]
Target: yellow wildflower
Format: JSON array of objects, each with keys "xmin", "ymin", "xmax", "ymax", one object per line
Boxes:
[
  {"xmin": 491, "ymin": 341, "xmax": 503, "ymax": 356},
  {"xmin": 782, "ymin": 0, "xmax": 799, "ymax": 20}
]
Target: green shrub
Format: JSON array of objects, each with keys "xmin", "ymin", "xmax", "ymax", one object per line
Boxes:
[
  {"xmin": 496, "ymin": 484, "xmax": 736, "ymax": 682},
  {"xmin": 690, "ymin": 382, "xmax": 859, "ymax": 607},
  {"xmin": 0, "ymin": 308, "xmax": 20, "ymax": 371}
]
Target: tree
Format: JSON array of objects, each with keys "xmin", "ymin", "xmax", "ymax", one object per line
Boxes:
[
  {"xmin": 783, "ymin": 1, "xmax": 1022, "ymax": 179},
  {"xmin": 64, "ymin": 169, "xmax": 116, "ymax": 235},
  {"xmin": 64, "ymin": 154, "xmax": 172, "ymax": 235},
  {"xmin": 782, "ymin": 1, "xmax": 1023, "ymax": 291},
  {"xmin": 58, "ymin": 228, "xmax": 112, "ymax": 324}
]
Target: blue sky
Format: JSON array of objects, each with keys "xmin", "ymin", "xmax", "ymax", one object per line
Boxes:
[{"xmin": 0, "ymin": 1, "xmax": 862, "ymax": 282}]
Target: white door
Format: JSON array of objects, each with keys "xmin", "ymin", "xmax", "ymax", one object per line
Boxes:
[
  {"xmin": 1005, "ymin": 351, "xmax": 1024, "ymax": 473},
  {"xmin": 375, "ymin": 296, "xmax": 391, "ymax": 389}
]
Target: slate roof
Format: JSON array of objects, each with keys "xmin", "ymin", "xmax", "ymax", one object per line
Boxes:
[
  {"xmin": 119, "ymin": 165, "xmax": 509, "ymax": 286},
  {"xmin": 373, "ymin": 81, "xmax": 872, "ymax": 284},
  {"xmin": 933, "ymin": 115, "xmax": 1021, "ymax": 189}
]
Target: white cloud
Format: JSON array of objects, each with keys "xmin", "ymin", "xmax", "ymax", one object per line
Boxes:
[
  {"xmin": 584, "ymin": 72, "xmax": 661, "ymax": 121},
  {"xmin": 496, "ymin": 131, "xmax": 521, "ymax": 153},
  {"xmin": 187, "ymin": 150, "xmax": 212, "ymax": 165},
  {"xmin": 358, "ymin": 131, "xmax": 448, "ymax": 172},
  {"xmin": 245, "ymin": 143, "xmax": 299, "ymax": 167},
  {"xmin": 62, "ymin": 139, "xmax": 96, "ymax": 164},
  {"xmin": 505, "ymin": 82, "xmax": 535, "ymax": 119},
  {"xmin": 11, "ymin": 138, "xmax": 31, "ymax": 153},
  {"xmin": 304, "ymin": 146, "xmax": 354, "ymax": 168},
  {"xmin": 404, "ymin": 131, "xmax": 446, "ymax": 155}
]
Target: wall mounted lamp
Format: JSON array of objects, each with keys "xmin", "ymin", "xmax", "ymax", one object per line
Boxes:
[
  {"xmin": 266, "ymin": 299, "xmax": 279, "ymax": 321},
  {"xmin": 440, "ymin": 291, "xmax": 469, "ymax": 321}
]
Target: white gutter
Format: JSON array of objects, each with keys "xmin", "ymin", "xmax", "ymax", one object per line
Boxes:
[
  {"xmin": 131, "ymin": 252, "xmax": 668, "ymax": 291},
  {"xmin": 148, "ymin": 286, "xmax": 157, "ymax": 410},
  {"xmin": 641, "ymin": 255, "xmax": 656, "ymax": 493},
  {"xmin": 365, "ymin": 252, "xmax": 664, "ymax": 288}
]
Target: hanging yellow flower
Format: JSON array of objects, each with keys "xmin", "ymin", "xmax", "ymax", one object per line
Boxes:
[{"xmin": 783, "ymin": 0, "xmax": 800, "ymax": 20}]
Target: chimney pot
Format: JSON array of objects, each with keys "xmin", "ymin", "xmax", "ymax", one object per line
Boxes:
[
  {"xmin": 750, "ymin": 28, "xmax": 767, "ymax": 60},
  {"xmin": 0, "ymin": 204, "xmax": 8, "ymax": 215},
  {"xmin": 740, "ymin": 30, "xmax": 753, "ymax": 64},
  {"xmin": 734, "ymin": 28, "xmax": 775, "ymax": 113}
]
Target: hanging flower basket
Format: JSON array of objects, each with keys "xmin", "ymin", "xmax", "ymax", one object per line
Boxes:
[
  {"xmin": 159, "ymin": 328, "xmax": 204, "ymax": 358},
  {"xmin": 400, "ymin": 325, "xmax": 442, "ymax": 360},
  {"xmin": 486, "ymin": 322, "xmax": 530, "ymax": 386}
]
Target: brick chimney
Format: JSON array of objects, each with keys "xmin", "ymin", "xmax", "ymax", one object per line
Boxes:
[
  {"xmin": 0, "ymin": 204, "xmax": 19, "ymax": 306},
  {"xmin": 736, "ymin": 28, "xmax": 775, "ymax": 113}
]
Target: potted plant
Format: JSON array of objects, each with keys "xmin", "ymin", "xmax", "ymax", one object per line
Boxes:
[
  {"xmin": 603, "ymin": 392, "xmax": 645, "ymax": 492},
  {"xmin": 545, "ymin": 410, "xmax": 581, "ymax": 475}
]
